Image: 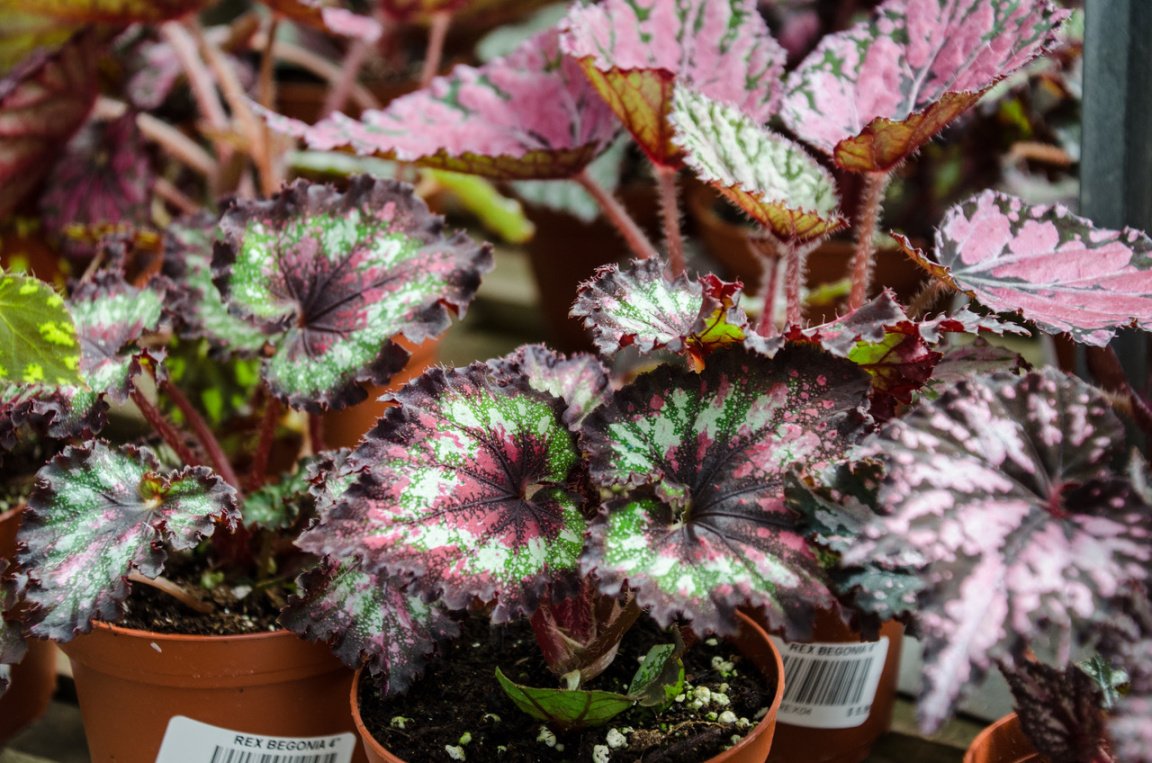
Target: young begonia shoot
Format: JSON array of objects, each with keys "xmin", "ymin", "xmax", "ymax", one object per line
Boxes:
[
  {"xmin": 903, "ymin": 190, "xmax": 1152, "ymax": 346},
  {"xmin": 843, "ymin": 370, "xmax": 1152, "ymax": 730},
  {"xmin": 781, "ymin": 0, "xmax": 1068, "ymax": 172},
  {"xmin": 0, "ymin": 273, "xmax": 80, "ymax": 388},
  {"xmin": 669, "ymin": 86, "xmax": 845, "ymax": 243},
  {"xmin": 0, "ymin": 30, "xmax": 99, "ymax": 218},
  {"xmin": 572, "ymin": 259, "xmax": 747, "ymax": 371},
  {"xmin": 213, "ymin": 176, "xmax": 491, "ymax": 412},
  {"xmin": 18, "ymin": 442, "xmax": 239, "ymax": 641},
  {"xmin": 299, "ymin": 363, "xmax": 587, "ymax": 622},
  {"xmin": 258, "ymin": 30, "xmax": 619, "ymax": 180},
  {"xmin": 560, "ymin": 0, "xmax": 785, "ymax": 167},
  {"xmin": 582, "ymin": 346, "xmax": 870, "ymax": 638}
]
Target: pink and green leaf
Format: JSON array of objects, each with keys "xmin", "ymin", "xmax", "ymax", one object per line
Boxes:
[
  {"xmin": 572, "ymin": 259, "xmax": 748, "ymax": 371},
  {"xmin": 259, "ymin": 29, "xmax": 618, "ymax": 180},
  {"xmin": 582, "ymin": 346, "xmax": 871, "ymax": 637},
  {"xmin": 67, "ymin": 272, "xmax": 165, "ymax": 400},
  {"xmin": 494, "ymin": 345, "xmax": 609, "ymax": 426},
  {"xmin": 560, "ymin": 0, "xmax": 786, "ymax": 167},
  {"xmin": 669, "ymin": 86, "xmax": 846, "ymax": 243},
  {"xmin": 18, "ymin": 442, "xmax": 239, "ymax": 640},
  {"xmin": 843, "ymin": 370, "xmax": 1152, "ymax": 730},
  {"xmin": 916, "ymin": 190, "xmax": 1152, "ymax": 347},
  {"xmin": 213, "ymin": 177, "xmax": 491, "ymax": 412},
  {"xmin": 781, "ymin": 0, "xmax": 1068, "ymax": 171},
  {"xmin": 302, "ymin": 363, "xmax": 587, "ymax": 621},
  {"xmin": 282, "ymin": 560, "xmax": 458, "ymax": 696},
  {"xmin": 0, "ymin": 30, "xmax": 99, "ymax": 218},
  {"xmin": 0, "ymin": 273, "xmax": 81, "ymax": 387},
  {"xmin": 40, "ymin": 113, "xmax": 155, "ymax": 256}
]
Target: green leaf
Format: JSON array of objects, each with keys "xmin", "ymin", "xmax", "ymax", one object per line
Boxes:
[
  {"xmin": 627, "ymin": 643, "xmax": 685, "ymax": 709},
  {"xmin": 494, "ymin": 666, "xmax": 635, "ymax": 730},
  {"xmin": 0, "ymin": 273, "xmax": 81, "ymax": 387}
]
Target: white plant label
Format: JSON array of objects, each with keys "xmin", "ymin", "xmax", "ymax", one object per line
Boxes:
[
  {"xmin": 769, "ymin": 636, "xmax": 889, "ymax": 729},
  {"xmin": 155, "ymin": 716, "xmax": 356, "ymax": 763}
]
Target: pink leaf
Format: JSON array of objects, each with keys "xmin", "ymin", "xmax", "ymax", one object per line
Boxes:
[{"xmin": 781, "ymin": 0, "xmax": 1067, "ymax": 171}]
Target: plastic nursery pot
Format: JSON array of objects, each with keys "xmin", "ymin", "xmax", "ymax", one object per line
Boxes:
[
  {"xmin": 963, "ymin": 714, "xmax": 1045, "ymax": 763},
  {"xmin": 59, "ymin": 623, "xmax": 366, "ymax": 763},
  {"xmin": 350, "ymin": 610, "xmax": 785, "ymax": 763},
  {"xmin": 685, "ymin": 181, "xmax": 926, "ymax": 319},
  {"xmin": 323, "ymin": 335, "xmax": 441, "ymax": 449},
  {"xmin": 764, "ymin": 609, "xmax": 905, "ymax": 763},
  {"xmin": 0, "ymin": 506, "xmax": 58, "ymax": 745}
]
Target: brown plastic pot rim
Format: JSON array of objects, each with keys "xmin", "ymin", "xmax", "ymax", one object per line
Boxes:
[
  {"xmin": 60, "ymin": 620, "xmax": 344, "ymax": 685},
  {"xmin": 350, "ymin": 610, "xmax": 785, "ymax": 763}
]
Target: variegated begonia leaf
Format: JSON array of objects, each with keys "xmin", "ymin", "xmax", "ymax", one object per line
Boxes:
[
  {"xmin": 1002, "ymin": 660, "xmax": 1109, "ymax": 763},
  {"xmin": 0, "ymin": 273, "xmax": 81, "ymax": 387},
  {"xmin": 282, "ymin": 559, "xmax": 458, "ymax": 696},
  {"xmin": 213, "ymin": 176, "xmax": 491, "ymax": 412},
  {"xmin": 785, "ymin": 461, "xmax": 922, "ymax": 626},
  {"xmin": 572, "ymin": 259, "xmax": 748, "ymax": 371},
  {"xmin": 1103, "ymin": 590, "xmax": 1152, "ymax": 762},
  {"xmin": 164, "ymin": 216, "xmax": 269, "ymax": 356},
  {"xmin": 0, "ymin": 31, "xmax": 99, "ymax": 218},
  {"xmin": 927, "ymin": 338, "xmax": 1028, "ymax": 391},
  {"xmin": 780, "ymin": 0, "xmax": 1068, "ymax": 171},
  {"xmin": 40, "ymin": 113, "xmax": 154, "ymax": 256},
  {"xmin": 842, "ymin": 369, "xmax": 1152, "ymax": 730},
  {"xmin": 0, "ymin": 559, "xmax": 27, "ymax": 697},
  {"xmin": 581, "ymin": 346, "xmax": 870, "ymax": 638},
  {"xmin": 300, "ymin": 363, "xmax": 587, "ymax": 621},
  {"xmin": 669, "ymin": 86, "xmax": 846, "ymax": 243},
  {"xmin": 259, "ymin": 29, "xmax": 619, "ymax": 180},
  {"xmin": 18, "ymin": 441, "xmax": 239, "ymax": 640},
  {"xmin": 560, "ymin": 0, "xmax": 786, "ymax": 167},
  {"xmin": 68, "ymin": 272, "xmax": 165, "ymax": 400},
  {"xmin": 493, "ymin": 344, "xmax": 609, "ymax": 426},
  {"xmin": 1112, "ymin": 696, "xmax": 1152, "ymax": 763},
  {"xmin": 904, "ymin": 190, "xmax": 1152, "ymax": 347}
]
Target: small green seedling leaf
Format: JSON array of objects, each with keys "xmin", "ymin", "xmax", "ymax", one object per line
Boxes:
[
  {"xmin": 627, "ymin": 642, "xmax": 685, "ymax": 709},
  {"xmin": 495, "ymin": 667, "xmax": 635, "ymax": 730},
  {"xmin": 0, "ymin": 273, "xmax": 81, "ymax": 387}
]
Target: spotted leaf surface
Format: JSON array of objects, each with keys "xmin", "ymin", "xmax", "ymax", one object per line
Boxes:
[
  {"xmin": 1003, "ymin": 661, "xmax": 1108, "ymax": 763},
  {"xmin": 582, "ymin": 347, "xmax": 870, "ymax": 637},
  {"xmin": 913, "ymin": 190, "xmax": 1152, "ymax": 347},
  {"xmin": 164, "ymin": 216, "xmax": 268, "ymax": 356},
  {"xmin": 573, "ymin": 260, "xmax": 748, "ymax": 370},
  {"xmin": 494, "ymin": 345, "xmax": 609, "ymax": 426},
  {"xmin": 843, "ymin": 370, "xmax": 1152, "ymax": 729},
  {"xmin": 670, "ymin": 86, "xmax": 845, "ymax": 243},
  {"xmin": 781, "ymin": 0, "xmax": 1067, "ymax": 171},
  {"xmin": 213, "ymin": 177, "xmax": 491, "ymax": 412},
  {"xmin": 282, "ymin": 560, "xmax": 457, "ymax": 696},
  {"xmin": 561, "ymin": 0, "xmax": 785, "ymax": 167},
  {"xmin": 259, "ymin": 29, "xmax": 618, "ymax": 180},
  {"xmin": 19, "ymin": 442, "xmax": 239, "ymax": 640},
  {"xmin": 40, "ymin": 113, "xmax": 154, "ymax": 256},
  {"xmin": 68, "ymin": 273, "xmax": 165, "ymax": 400},
  {"xmin": 0, "ymin": 274, "xmax": 80, "ymax": 387},
  {"xmin": 0, "ymin": 31, "xmax": 98, "ymax": 218},
  {"xmin": 303, "ymin": 364, "xmax": 587, "ymax": 621}
]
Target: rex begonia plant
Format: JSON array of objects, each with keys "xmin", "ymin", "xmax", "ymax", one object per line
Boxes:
[{"xmin": 0, "ymin": 175, "xmax": 491, "ymax": 696}]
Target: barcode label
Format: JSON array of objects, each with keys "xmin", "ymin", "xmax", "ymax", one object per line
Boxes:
[
  {"xmin": 155, "ymin": 716, "xmax": 356, "ymax": 763},
  {"xmin": 770, "ymin": 636, "xmax": 889, "ymax": 729}
]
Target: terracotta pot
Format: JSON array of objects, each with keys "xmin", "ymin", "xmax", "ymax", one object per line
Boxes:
[
  {"xmin": 964, "ymin": 714, "xmax": 1045, "ymax": 763},
  {"xmin": 765, "ymin": 609, "xmax": 905, "ymax": 763},
  {"xmin": 323, "ymin": 336, "xmax": 441, "ymax": 449},
  {"xmin": 351, "ymin": 611, "xmax": 785, "ymax": 763},
  {"xmin": 60, "ymin": 622, "xmax": 365, "ymax": 763},
  {"xmin": 0, "ymin": 506, "xmax": 58, "ymax": 745},
  {"xmin": 686, "ymin": 181, "xmax": 926, "ymax": 322}
]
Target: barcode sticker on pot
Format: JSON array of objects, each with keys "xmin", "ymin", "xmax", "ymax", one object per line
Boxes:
[
  {"xmin": 769, "ymin": 636, "xmax": 889, "ymax": 729},
  {"xmin": 155, "ymin": 716, "xmax": 356, "ymax": 763}
]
